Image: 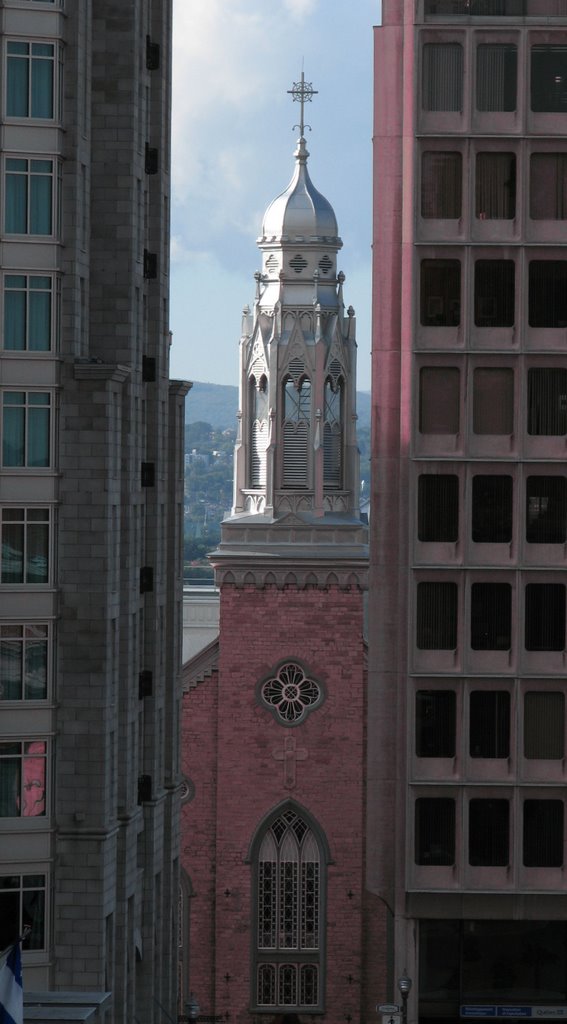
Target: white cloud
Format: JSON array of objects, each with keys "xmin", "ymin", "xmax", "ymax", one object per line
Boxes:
[
  {"xmin": 170, "ymin": 235, "xmax": 203, "ymax": 265},
  {"xmin": 171, "ymin": 0, "xmax": 321, "ymax": 206},
  {"xmin": 283, "ymin": 0, "xmax": 319, "ymax": 17},
  {"xmin": 169, "ymin": 0, "xmax": 376, "ymax": 389}
]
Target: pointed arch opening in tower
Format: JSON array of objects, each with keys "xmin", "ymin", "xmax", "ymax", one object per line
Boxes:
[
  {"xmin": 282, "ymin": 376, "xmax": 311, "ymax": 488},
  {"xmin": 253, "ymin": 806, "xmax": 326, "ymax": 1012},
  {"xmin": 323, "ymin": 375, "xmax": 343, "ymax": 489},
  {"xmin": 249, "ymin": 373, "xmax": 268, "ymax": 489}
]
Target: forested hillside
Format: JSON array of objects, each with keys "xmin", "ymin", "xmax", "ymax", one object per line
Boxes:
[{"xmin": 184, "ymin": 382, "xmax": 371, "ymax": 571}]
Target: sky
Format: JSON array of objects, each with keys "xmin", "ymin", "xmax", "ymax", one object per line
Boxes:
[{"xmin": 169, "ymin": 0, "xmax": 379, "ymax": 393}]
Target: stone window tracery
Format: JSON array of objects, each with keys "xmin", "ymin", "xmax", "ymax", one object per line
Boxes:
[
  {"xmin": 252, "ymin": 806, "xmax": 327, "ymax": 1012},
  {"xmin": 260, "ymin": 661, "xmax": 323, "ymax": 725},
  {"xmin": 323, "ymin": 376, "xmax": 343, "ymax": 488},
  {"xmin": 249, "ymin": 373, "xmax": 268, "ymax": 488}
]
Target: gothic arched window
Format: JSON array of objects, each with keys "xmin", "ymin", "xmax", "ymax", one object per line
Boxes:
[
  {"xmin": 251, "ymin": 805, "xmax": 328, "ymax": 1013},
  {"xmin": 249, "ymin": 374, "xmax": 268, "ymax": 488},
  {"xmin": 323, "ymin": 377, "xmax": 343, "ymax": 488},
  {"xmin": 282, "ymin": 376, "xmax": 311, "ymax": 488}
]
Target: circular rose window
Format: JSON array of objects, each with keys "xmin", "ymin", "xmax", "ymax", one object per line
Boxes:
[{"xmin": 261, "ymin": 661, "xmax": 322, "ymax": 725}]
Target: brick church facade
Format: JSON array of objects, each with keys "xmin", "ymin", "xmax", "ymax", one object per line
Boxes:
[{"xmin": 180, "ymin": 80, "xmax": 386, "ymax": 1024}]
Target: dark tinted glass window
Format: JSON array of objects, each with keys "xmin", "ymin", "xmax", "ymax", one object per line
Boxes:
[
  {"xmin": 531, "ymin": 47, "xmax": 567, "ymax": 112},
  {"xmin": 417, "ymin": 582, "xmax": 458, "ymax": 650},
  {"xmin": 425, "ymin": 0, "xmax": 541, "ymax": 12},
  {"xmin": 418, "ymin": 475, "xmax": 459, "ymax": 542},
  {"xmin": 473, "ymin": 370, "xmax": 514, "ymax": 435},
  {"xmin": 527, "ymin": 369, "xmax": 567, "ymax": 436},
  {"xmin": 470, "ymin": 691, "xmax": 510, "ymax": 758},
  {"xmin": 526, "ymin": 476, "xmax": 567, "ymax": 543},
  {"xmin": 423, "ymin": 44, "xmax": 463, "ymax": 111},
  {"xmin": 415, "ymin": 798, "xmax": 455, "ymax": 865},
  {"xmin": 530, "ymin": 154, "xmax": 567, "ymax": 220},
  {"xmin": 474, "ymin": 260, "xmax": 514, "ymax": 326},
  {"xmin": 0, "ymin": 874, "xmax": 45, "ymax": 952},
  {"xmin": 419, "ymin": 368, "xmax": 460, "ymax": 434},
  {"xmin": 416, "ymin": 691, "xmax": 456, "ymax": 757},
  {"xmin": 477, "ymin": 45, "xmax": 517, "ymax": 111},
  {"xmin": 476, "ymin": 154, "xmax": 516, "ymax": 219},
  {"xmin": 471, "ymin": 583, "xmax": 511, "ymax": 650},
  {"xmin": 472, "ymin": 476, "xmax": 513, "ymax": 543},
  {"xmin": 529, "ymin": 262, "xmax": 567, "ymax": 327},
  {"xmin": 421, "ymin": 152, "xmax": 462, "ymax": 219},
  {"xmin": 524, "ymin": 692, "xmax": 565, "ymax": 759},
  {"xmin": 525, "ymin": 583, "xmax": 566, "ymax": 651},
  {"xmin": 523, "ymin": 800, "xmax": 564, "ymax": 866},
  {"xmin": 421, "ymin": 920, "xmax": 567, "ymax": 1008},
  {"xmin": 469, "ymin": 799, "xmax": 509, "ymax": 866},
  {"xmin": 420, "ymin": 261, "xmax": 461, "ymax": 326}
]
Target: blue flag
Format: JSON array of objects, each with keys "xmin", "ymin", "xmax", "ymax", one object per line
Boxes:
[{"xmin": 0, "ymin": 943, "xmax": 23, "ymax": 1024}]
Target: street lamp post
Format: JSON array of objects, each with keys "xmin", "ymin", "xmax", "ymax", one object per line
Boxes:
[
  {"xmin": 397, "ymin": 971, "xmax": 412, "ymax": 1024},
  {"xmin": 185, "ymin": 993, "xmax": 200, "ymax": 1023}
]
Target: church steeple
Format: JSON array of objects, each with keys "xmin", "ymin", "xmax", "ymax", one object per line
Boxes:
[
  {"xmin": 212, "ymin": 77, "xmax": 367, "ymax": 589},
  {"xmin": 230, "ymin": 77, "xmax": 361, "ymax": 524}
]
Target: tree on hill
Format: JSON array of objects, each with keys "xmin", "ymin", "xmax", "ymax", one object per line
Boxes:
[{"xmin": 186, "ymin": 420, "xmax": 214, "ymax": 444}]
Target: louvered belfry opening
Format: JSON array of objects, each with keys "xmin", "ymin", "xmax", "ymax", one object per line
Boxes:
[
  {"xmin": 282, "ymin": 374, "xmax": 311, "ymax": 488},
  {"xmin": 323, "ymin": 372, "xmax": 343, "ymax": 489}
]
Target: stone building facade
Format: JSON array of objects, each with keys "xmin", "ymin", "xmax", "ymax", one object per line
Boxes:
[{"xmin": 0, "ymin": 3, "xmax": 187, "ymax": 1022}]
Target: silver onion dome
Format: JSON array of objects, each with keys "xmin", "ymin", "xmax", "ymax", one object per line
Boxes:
[{"xmin": 260, "ymin": 136, "xmax": 340, "ymax": 244}]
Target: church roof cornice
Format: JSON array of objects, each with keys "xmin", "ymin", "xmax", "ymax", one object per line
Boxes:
[{"xmin": 182, "ymin": 637, "xmax": 219, "ymax": 690}]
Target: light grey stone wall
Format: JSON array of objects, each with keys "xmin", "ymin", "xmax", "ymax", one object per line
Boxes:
[{"xmin": 0, "ymin": 1, "xmax": 187, "ymax": 1021}]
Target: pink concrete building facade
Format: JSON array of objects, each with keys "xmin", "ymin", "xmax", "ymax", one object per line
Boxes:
[{"xmin": 369, "ymin": 0, "xmax": 567, "ymax": 1021}]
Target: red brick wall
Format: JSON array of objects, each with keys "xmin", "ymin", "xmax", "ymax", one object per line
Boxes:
[{"xmin": 181, "ymin": 582, "xmax": 387, "ymax": 1024}]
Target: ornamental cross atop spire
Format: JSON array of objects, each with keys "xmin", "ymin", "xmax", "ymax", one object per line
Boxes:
[{"xmin": 288, "ymin": 71, "xmax": 318, "ymax": 138}]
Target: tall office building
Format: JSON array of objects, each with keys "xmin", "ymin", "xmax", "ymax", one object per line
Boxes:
[
  {"xmin": 0, "ymin": 3, "xmax": 188, "ymax": 1022},
  {"xmin": 370, "ymin": 0, "xmax": 567, "ymax": 1019}
]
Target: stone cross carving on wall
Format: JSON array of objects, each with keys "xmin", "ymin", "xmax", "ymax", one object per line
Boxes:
[{"xmin": 272, "ymin": 735, "xmax": 308, "ymax": 789}]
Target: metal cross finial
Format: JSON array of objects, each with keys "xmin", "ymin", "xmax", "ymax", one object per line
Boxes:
[{"xmin": 288, "ymin": 71, "xmax": 318, "ymax": 137}]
